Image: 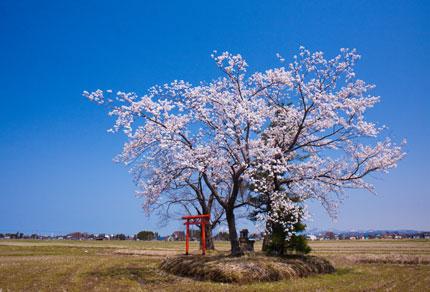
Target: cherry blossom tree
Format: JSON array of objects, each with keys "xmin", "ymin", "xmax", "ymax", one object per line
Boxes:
[
  {"xmin": 249, "ymin": 47, "xmax": 406, "ymax": 251},
  {"xmin": 84, "ymin": 47, "xmax": 405, "ymax": 256},
  {"xmin": 84, "ymin": 52, "xmax": 279, "ymax": 255}
]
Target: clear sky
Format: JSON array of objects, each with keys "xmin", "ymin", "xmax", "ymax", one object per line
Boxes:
[{"xmin": 1, "ymin": 0, "xmax": 429, "ymax": 236}]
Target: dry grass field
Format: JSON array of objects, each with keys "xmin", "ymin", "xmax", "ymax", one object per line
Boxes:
[{"xmin": 0, "ymin": 239, "xmax": 429, "ymax": 291}]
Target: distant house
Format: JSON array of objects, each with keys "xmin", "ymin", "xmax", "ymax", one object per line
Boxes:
[
  {"xmin": 306, "ymin": 234, "xmax": 317, "ymax": 241},
  {"xmin": 66, "ymin": 232, "xmax": 82, "ymax": 240},
  {"xmin": 316, "ymin": 234, "xmax": 325, "ymax": 241},
  {"xmin": 377, "ymin": 233, "xmax": 391, "ymax": 240},
  {"xmin": 345, "ymin": 234, "xmax": 356, "ymax": 240},
  {"xmin": 95, "ymin": 234, "xmax": 105, "ymax": 240},
  {"xmin": 172, "ymin": 231, "xmax": 185, "ymax": 241}
]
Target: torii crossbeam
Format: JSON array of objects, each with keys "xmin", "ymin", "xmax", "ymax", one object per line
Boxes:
[{"xmin": 181, "ymin": 214, "xmax": 211, "ymax": 255}]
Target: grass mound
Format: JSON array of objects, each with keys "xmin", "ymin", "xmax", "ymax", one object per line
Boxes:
[{"xmin": 160, "ymin": 254, "xmax": 336, "ymax": 283}]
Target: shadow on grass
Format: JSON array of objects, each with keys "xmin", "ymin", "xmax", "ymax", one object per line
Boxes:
[
  {"xmin": 88, "ymin": 265, "xmax": 177, "ymax": 284},
  {"xmin": 334, "ymin": 268, "xmax": 353, "ymax": 275}
]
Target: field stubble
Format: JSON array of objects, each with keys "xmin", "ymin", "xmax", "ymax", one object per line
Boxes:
[{"xmin": 0, "ymin": 239, "xmax": 429, "ymax": 291}]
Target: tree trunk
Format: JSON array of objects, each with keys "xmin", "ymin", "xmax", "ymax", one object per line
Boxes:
[
  {"xmin": 262, "ymin": 220, "xmax": 285, "ymax": 256},
  {"xmin": 226, "ymin": 209, "xmax": 243, "ymax": 256},
  {"xmin": 262, "ymin": 215, "xmax": 271, "ymax": 251},
  {"xmin": 262, "ymin": 233, "xmax": 270, "ymax": 250},
  {"xmin": 206, "ymin": 224, "xmax": 215, "ymax": 250},
  {"xmin": 199, "ymin": 224, "xmax": 215, "ymax": 250}
]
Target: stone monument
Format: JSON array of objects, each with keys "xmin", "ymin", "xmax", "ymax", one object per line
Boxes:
[{"xmin": 239, "ymin": 229, "xmax": 255, "ymax": 252}]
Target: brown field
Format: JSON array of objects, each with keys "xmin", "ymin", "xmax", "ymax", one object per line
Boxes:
[{"xmin": 0, "ymin": 239, "xmax": 429, "ymax": 291}]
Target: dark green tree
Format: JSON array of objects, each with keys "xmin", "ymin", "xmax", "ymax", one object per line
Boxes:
[
  {"xmin": 136, "ymin": 231, "xmax": 154, "ymax": 241},
  {"xmin": 250, "ymin": 192, "xmax": 311, "ymax": 256},
  {"xmin": 115, "ymin": 233, "xmax": 126, "ymax": 240}
]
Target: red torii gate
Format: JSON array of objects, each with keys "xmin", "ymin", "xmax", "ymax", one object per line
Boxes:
[{"xmin": 182, "ymin": 214, "xmax": 210, "ymax": 255}]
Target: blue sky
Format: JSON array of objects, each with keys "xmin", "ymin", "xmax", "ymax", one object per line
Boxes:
[{"xmin": 0, "ymin": 0, "xmax": 429, "ymax": 236}]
